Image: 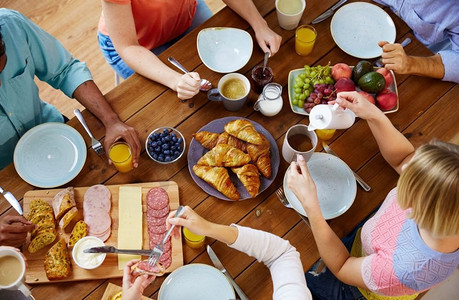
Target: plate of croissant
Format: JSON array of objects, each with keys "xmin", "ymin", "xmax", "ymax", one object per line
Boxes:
[{"xmin": 188, "ymin": 117, "xmax": 280, "ymax": 201}]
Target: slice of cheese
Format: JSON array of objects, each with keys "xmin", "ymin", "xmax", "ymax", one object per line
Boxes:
[{"xmin": 118, "ymin": 186, "xmax": 143, "ymax": 270}]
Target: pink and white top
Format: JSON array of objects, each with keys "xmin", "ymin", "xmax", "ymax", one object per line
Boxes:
[{"xmin": 357, "ymin": 188, "xmax": 459, "ymax": 298}]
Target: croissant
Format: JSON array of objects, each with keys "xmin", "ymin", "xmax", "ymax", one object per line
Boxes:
[
  {"xmin": 231, "ymin": 164, "xmax": 260, "ymax": 198},
  {"xmin": 197, "ymin": 144, "xmax": 250, "ymax": 167},
  {"xmin": 224, "ymin": 119, "xmax": 264, "ymax": 145},
  {"xmin": 247, "ymin": 135, "xmax": 272, "ymax": 178},
  {"xmin": 216, "ymin": 132, "xmax": 247, "ymax": 152},
  {"xmin": 193, "ymin": 165, "xmax": 240, "ymax": 200},
  {"xmin": 193, "ymin": 131, "xmax": 220, "ymax": 150}
]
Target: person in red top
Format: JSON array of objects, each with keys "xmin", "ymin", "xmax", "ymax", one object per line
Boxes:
[{"xmin": 98, "ymin": 0, "xmax": 282, "ymax": 100}]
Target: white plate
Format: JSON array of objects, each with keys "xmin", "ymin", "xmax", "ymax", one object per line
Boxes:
[
  {"xmin": 283, "ymin": 152, "xmax": 356, "ymax": 220},
  {"xmin": 13, "ymin": 122, "xmax": 87, "ymax": 188},
  {"xmin": 331, "ymin": 2, "xmax": 396, "ymax": 59},
  {"xmin": 197, "ymin": 27, "xmax": 253, "ymax": 73},
  {"xmin": 158, "ymin": 264, "xmax": 235, "ymax": 300}
]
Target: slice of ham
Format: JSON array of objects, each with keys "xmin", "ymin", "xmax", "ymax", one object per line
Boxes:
[{"xmin": 83, "ymin": 185, "xmax": 111, "ymax": 213}]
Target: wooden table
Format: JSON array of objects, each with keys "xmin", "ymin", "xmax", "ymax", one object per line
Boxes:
[{"xmin": 1, "ymin": 0, "xmax": 457, "ymax": 299}]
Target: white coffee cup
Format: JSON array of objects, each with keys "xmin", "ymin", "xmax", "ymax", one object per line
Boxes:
[
  {"xmin": 275, "ymin": 0, "xmax": 306, "ymax": 30},
  {"xmin": 0, "ymin": 247, "xmax": 31, "ymax": 297},
  {"xmin": 282, "ymin": 124, "xmax": 317, "ymax": 163}
]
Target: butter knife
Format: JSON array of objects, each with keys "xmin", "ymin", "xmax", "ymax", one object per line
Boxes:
[
  {"xmin": 84, "ymin": 246, "xmax": 151, "ymax": 256},
  {"xmin": 207, "ymin": 245, "xmax": 249, "ymax": 300},
  {"xmin": 311, "ymin": 0, "xmax": 348, "ymax": 24},
  {"xmin": 322, "ymin": 142, "xmax": 371, "ymax": 192},
  {"xmin": 0, "ymin": 185, "xmax": 23, "ymax": 215}
]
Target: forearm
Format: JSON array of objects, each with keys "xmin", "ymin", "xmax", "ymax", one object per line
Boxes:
[
  {"xmin": 119, "ymin": 45, "xmax": 182, "ymax": 91},
  {"xmin": 366, "ymin": 112, "xmax": 414, "ymax": 173},
  {"xmin": 72, "ymin": 80, "xmax": 121, "ymax": 127},
  {"xmin": 406, "ymin": 54, "xmax": 445, "ymax": 79},
  {"xmin": 223, "ymin": 0, "xmax": 267, "ymax": 32},
  {"xmin": 205, "ymin": 223, "xmax": 239, "ymax": 245}
]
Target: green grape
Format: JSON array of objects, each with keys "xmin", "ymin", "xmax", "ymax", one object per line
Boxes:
[
  {"xmin": 297, "ymin": 81, "xmax": 304, "ymax": 87},
  {"xmin": 304, "ymin": 65, "xmax": 311, "ymax": 71},
  {"xmin": 299, "ymin": 93, "xmax": 306, "ymax": 101},
  {"xmin": 293, "ymin": 84, "xmax": 299, "ymax": 89},
  {"xmin": 310, "ymin": 71, "xmax": 317, "ymax": 77},
  {"xmin": 293, "ymin": 94, "xmax": 300, "ymax": 100},
  {"xmin": 304, "ymin": 83, "xmax": 310, "ymax": 90},
  {"xmin": 294, "ymin": 88, "xmax": 302, "ymax": 94},
  {"xmin": 292, "ymin": 98, "xmax": 299, "ymax": 106},
  {"xmin": 299, "ymin": 73, "xmax": 306, "ymax": 79},
  {"xmin": 304, "ymin": 78, "xmax": 311, "ymax": 84},
  {"xmin": 304, "ymin": 90, "xmax": 311, "ymax": 97},
  {"xmin": 298, "ymin": 100, "xmax": 305, "ymax": 108},
  {"xmin": 295, "ymin": 77, "xmax": 302, "ymax": 83},
  {"xmin": 318, "ymin": 79, "xmax": 325, "ymax": 84},
  {"xmin": 325, "ymin": 77, "xmax": 334, "ymax": 85},
  {"xmin": 313, "ymin": 80, "xmax": 320, "ymax": 86}
]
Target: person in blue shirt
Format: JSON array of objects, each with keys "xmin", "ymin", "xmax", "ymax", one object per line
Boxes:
[
  {"xmin": 375, "ymin": 0, "xmax": 458, "ymax": 83},
  {"xmin": 0, "ymin": 9, "xmax": 141, "ymax": 170}
]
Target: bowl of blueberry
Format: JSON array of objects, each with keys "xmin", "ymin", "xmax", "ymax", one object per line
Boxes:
[{"xmin": 146, "ymin": 127, "xmax": 185, "ymax": 164}]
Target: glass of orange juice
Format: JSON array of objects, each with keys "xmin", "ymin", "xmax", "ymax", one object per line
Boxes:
[
  {"xmin": 109, "ymin": 142, "xmax": 133, "ymax": 173},
  {"xmin": 183, "ymin": 227, "xmax": 205, "ymax": 249},
  {"xmin": 295, "ymin": 25, "xmax": 317, "ymax": 56},
  {"xmin": 316, "ymin": 129, "xmax": 336, "ymax": 141}
]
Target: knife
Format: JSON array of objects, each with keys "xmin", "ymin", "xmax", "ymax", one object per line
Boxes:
[
  {"xmin": 374, "ymin": 37, "xmax": 412, "ymax": 67},
  {"xmin": 207, "ymin": 245, "xmax": 249, "ymax": 300},
  {"xmin": 311, "ymin": 0, "xmax": 348, "ymax": 24},
  {"xmin": 84, "ymin": 246, "xmax": 152, "ymax": 256},
  {"xmin": 0, "ymin": 186, "xmax": 23, "ymax": 215},
  {"xmin": 322, "ymin": 142, "xmax": 371, "ymax": 192}
]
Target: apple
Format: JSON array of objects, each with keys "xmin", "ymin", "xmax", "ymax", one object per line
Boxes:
[
  {"xmin": 358, "ymin": 91, "xmax": 375, "ymax": 105},
  {"xmin": 376, "ymin": 89, "xmax": 397, "ymax": 111},
  {"xmin": 335, "ymin": 78, "xmax": 355, "ymax": 93},
  {"xmin": 376, "ymin": 68, "xmax": 393, "ymax": 88},
  {"xmin": 331, "ymin": 63, "xmax": 352, "ymax": 81}
]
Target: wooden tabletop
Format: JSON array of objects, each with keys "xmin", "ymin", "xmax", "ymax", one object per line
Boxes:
[{"xmin": 1, "ymin": 0, "xmax": 457, "ymax": 299}]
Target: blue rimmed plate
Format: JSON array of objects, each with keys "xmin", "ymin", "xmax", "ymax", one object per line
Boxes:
[
  {"xmin": 331, "ymin": 2, "xmax": 396, "ymax": 59},
  {"xmin": 283, "ymin": 152, "xmax": 356, "ymax": 220},
  {"xmin": 158, "ymin": 264, "xmax": 235, "ymax": 300},
  {"xmin": 14, "ymin": 122, "xmax": 87, "ymax": 188}
]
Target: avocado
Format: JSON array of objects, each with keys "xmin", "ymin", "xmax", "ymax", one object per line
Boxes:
[
  {"xmin": 358, "ymin": 72, "xmax": 386, "ymax": 94},
  {"xmin": 353, "ymin": 60, "xmax": 373, "ymax": 83}
]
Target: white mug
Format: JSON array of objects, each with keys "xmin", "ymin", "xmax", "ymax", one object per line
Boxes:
[
  {"xmin": 275, "ymin": 0, "xmax": 306, "ymax": 30},
  {"xmin": 282, "ymin": 124, "xmax": 317, "ymax": 163},
  {"xmin": 0, "ymin": 247, "xmax": 31, "ymax": 297}
]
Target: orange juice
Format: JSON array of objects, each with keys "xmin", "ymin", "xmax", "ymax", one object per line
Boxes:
[
  {"xmin": 109, "ymin": 142, "xmax": 133, "ymax": 173},
  {"xmin": 295, "ymin": 25, "xmax": 317, "ymax": 56},
  {"xmin": 316, "ymin": 129, "xmax": 336, "ymax": 141},
  {"xmin": 183, "ymin": 227, "xmax": 205, "ymax": 249}
]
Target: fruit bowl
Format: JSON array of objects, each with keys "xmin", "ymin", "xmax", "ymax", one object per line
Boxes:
[
  {"xmin": 288, "ymin": 66, "xmax": 399, "ymax": 116},
  {"xmin": 146, "ymin": 127, "xmax": 185, "ymax": 164}
]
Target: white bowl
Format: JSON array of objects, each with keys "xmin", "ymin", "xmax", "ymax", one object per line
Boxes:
[
  {"xmin": 146, "ymin": 127, "xmax": 186, "ymax": 164},
  {"xmin": 72, "ymin": 236, "xmax": 106, "ymax": 270},
  {"xmin": 197, "ymin": 27, "xmax": 253, "ymax": 73}
]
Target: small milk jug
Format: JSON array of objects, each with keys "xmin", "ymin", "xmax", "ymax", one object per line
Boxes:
[
  {"xmin": 308, "ymin": 103, "xmax": 355, "ymax": 130},
  {"xmin": 254, "ymin": 83, "xmax": 283, "ymax": 117}
]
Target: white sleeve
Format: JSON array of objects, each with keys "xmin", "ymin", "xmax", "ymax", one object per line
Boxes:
[{"xmin": 228, "ymin": 225, "xmax": 312, "ymax": 300}]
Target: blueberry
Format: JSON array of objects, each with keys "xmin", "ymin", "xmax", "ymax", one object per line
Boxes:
[
  {"xmin": 174, "ymin": 151, "xmax": 180, "ymax": 156},
  {"xmin": 161, "ymin": 137, "xmax": 166, "ymax": 143},
  {"xmin": 171, "ymin": 146, "xmax": 176, "ymax": 151},
  {"xmin": 177, "ymin": 137, "xmax": 183, "ymax": 144},
  {"xmin": 151, "ymin": 142, "xmax": 157, "ymax": 147},
  {"xmin": 152, "ymin": 152, "xmax": 158, "ymax": 159},
  {"xmin": 163, "ymin": 128, "xmax": 169, "ymax": 134},
  {"xmin": 165, "ymin": 156, "xmax": 171, "ymax": 162},
  {"xmin": 171, "ymin": 133, "xmax": 177, "ymax": 138},
  {"xmin": 148, "ymin": 140, "xmax": 152, "ymax": 147},
  {"xmin": 165, "ymin": 135, "xmax": 171, "ymax": 142},
  {"xmin": 172, "ymin": 136, "xmax": 178, "ymax": 143},
  {"xmin": 164, "ymin": 149, "xmax": 170, "ymax": 155},
  {"xmin": 154, "ymin": 132, "xmax": 161, "ymax": 139},
  {"xmin": 176, "ymin": 146, "xmax": 182, "ymax": 152},
  {"xmin": 162, "ymin": 143, "xmax": 169, "ymax": 149},
  {"xmin": 155, "ymin": 146, "xmax": 161, "ymax": 152},
  {"xmin": 149, "ymin": 146, "xmax": 154, "ymax": 152}
]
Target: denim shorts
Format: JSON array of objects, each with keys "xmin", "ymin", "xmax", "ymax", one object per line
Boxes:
[{"xmin": 98, "ymin": 0, "xmax": 212, "ymax": 79}]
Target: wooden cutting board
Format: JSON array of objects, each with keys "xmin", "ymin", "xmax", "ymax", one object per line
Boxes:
[
  {"xmin": 23, "ymin": 181, "xmax": 183, "ymax": 283},
  {"xmin": 101, "ymin": 283, "xmax": 152, "ymax": 300}
]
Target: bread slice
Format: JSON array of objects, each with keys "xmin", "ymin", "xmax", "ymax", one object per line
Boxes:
[
  {"xmin": 68, "ymin": 220, "xmax": 88, "ymax": 248},
  {"xmin": 53, "ymin": 187, "xmax": 76, "ymax": 220},
  {"xmin": 28, "ymin": 229, "xmax": 57, "ymax": 253},
  {"xmin": 45, "ymin": 239, "xmax": 72, "ymax": 280},
  {"xmin": 59, "ymin": 207, "xmax": 81, "ymax": 231}
]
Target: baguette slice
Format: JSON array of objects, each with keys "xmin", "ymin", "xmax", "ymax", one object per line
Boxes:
[
  {"xmin": 44, "ymin": 239, "xmax": 72, "ymax": 280},
  {"xmin": 53, "ymin": 187, "xmax": 76, "ymax": 220},
  {"xmin": 59, "ymin": 207, "xmax": 80, "ymax": 231},
  {"xmin": 68, "ymin": 220, "xmax": 88, "ymax": 248},
  {"xmin": 28, "ymin": 229, "xmax": 57, "ymax": 253}
]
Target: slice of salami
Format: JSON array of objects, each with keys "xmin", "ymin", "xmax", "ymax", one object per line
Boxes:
[
  {"xmin": 146, "ymin": 215, "xmax": 168, "ymax": 226},
  {"xmin": 149, "ymin": 237, "xmax": 171, "ymax": 251},
  {"xmin": 148, "ymin": 205, "xmax": 170, "ymax": 218},
  {"xmin": 148, "ymin": 222, "xmax": 167, "ymax": 234},
  {"xmin": 149, "ymin": 234, "xmax": 167, "ymax": 246},
  {"xmin": 84, "ymin": 185, "xmax": 111, "ymax": 212},
  {"xmin": 146, "ymin": 188, "xmax": 169, "ymax": 210},
  {"xmin": 159, "ymin": 249, "xmax": 171, "ymax": 263},
  {"xmin": 161, "ymin": 255, "xmax": 172, "ymax": 269}
]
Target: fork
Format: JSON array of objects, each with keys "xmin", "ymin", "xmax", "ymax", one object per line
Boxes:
[
  {"xmin": 147, "ymin": 205, "xmax": 185, "ymax": 267},
  {"xmin": 74, "ymin": 109, "xmax": 105, "ymax": 155},
  {"xmin": 276, "ymin": 187, "xmax": 311, "ymax": 228}
]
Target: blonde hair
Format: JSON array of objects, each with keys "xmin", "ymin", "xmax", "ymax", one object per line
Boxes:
[{"xmin": 397, "ymin": 140, "xmax": 459, "ymax": 237}]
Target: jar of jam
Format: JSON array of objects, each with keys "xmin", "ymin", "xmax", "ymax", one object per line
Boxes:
[{"xmin": 250, "ymin": 65, "xmax": 274, "ymax": 94}]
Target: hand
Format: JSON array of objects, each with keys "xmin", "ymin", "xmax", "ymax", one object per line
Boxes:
[
  {"xmin": 334, "ymin": 91, "xmax": 383, "ymax": 121},
  {"xmin": 167, "ymin": 206, "xmax": 211, "ymax": 239},
  {"xmin": 286, "ymin": 155, "xmax": 320, "ymax": 214},
  {"xmin": 176, "ymin": 72, "xmax": 200, "ymax": 100},
  {"xmin": 103, "ymin": 120, "xmax": 141, "ymax": 168},
  {"xmin": 122, "ymin": 259, "xmax": 155, "ymax": 300},
  {"xmin": 254, "ymin": 25, "xmax": 282, "ymax": 56},
  {"xmin": 0, "ymin": 215, "xmax": 35, "ymax": 247},
  {"xmin": 378, "ymin": 41, "xmax": 412, "ymax": 74}
]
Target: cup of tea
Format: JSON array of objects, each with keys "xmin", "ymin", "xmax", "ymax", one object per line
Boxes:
[
  {"xmin": 207, "ymin": 73, "xmax": 250, "ymax": 111},
  {"xmin": 282, "ymin": 124, "xmax": 318, "ymax": 163},
  {"xmin": 275, "ymin": 0, "xmax": 306, "ymax": 30},
  {"xmin": 0, "ymin": 247, "xmax": 31, "ymax": 297},
  {"xmin": 109, "ymin": 141, "xmax": 134, "ymax": 173}
]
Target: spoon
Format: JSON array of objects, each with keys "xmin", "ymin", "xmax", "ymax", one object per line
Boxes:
[{"xmin": 262, "ymin": 51, "xmax": 270, "ymax": 76}]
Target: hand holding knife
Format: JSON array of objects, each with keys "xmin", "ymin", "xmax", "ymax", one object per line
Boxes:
[{"xmin": 311, "ymin": 0, "xmax": 348, "ymax": 24}]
